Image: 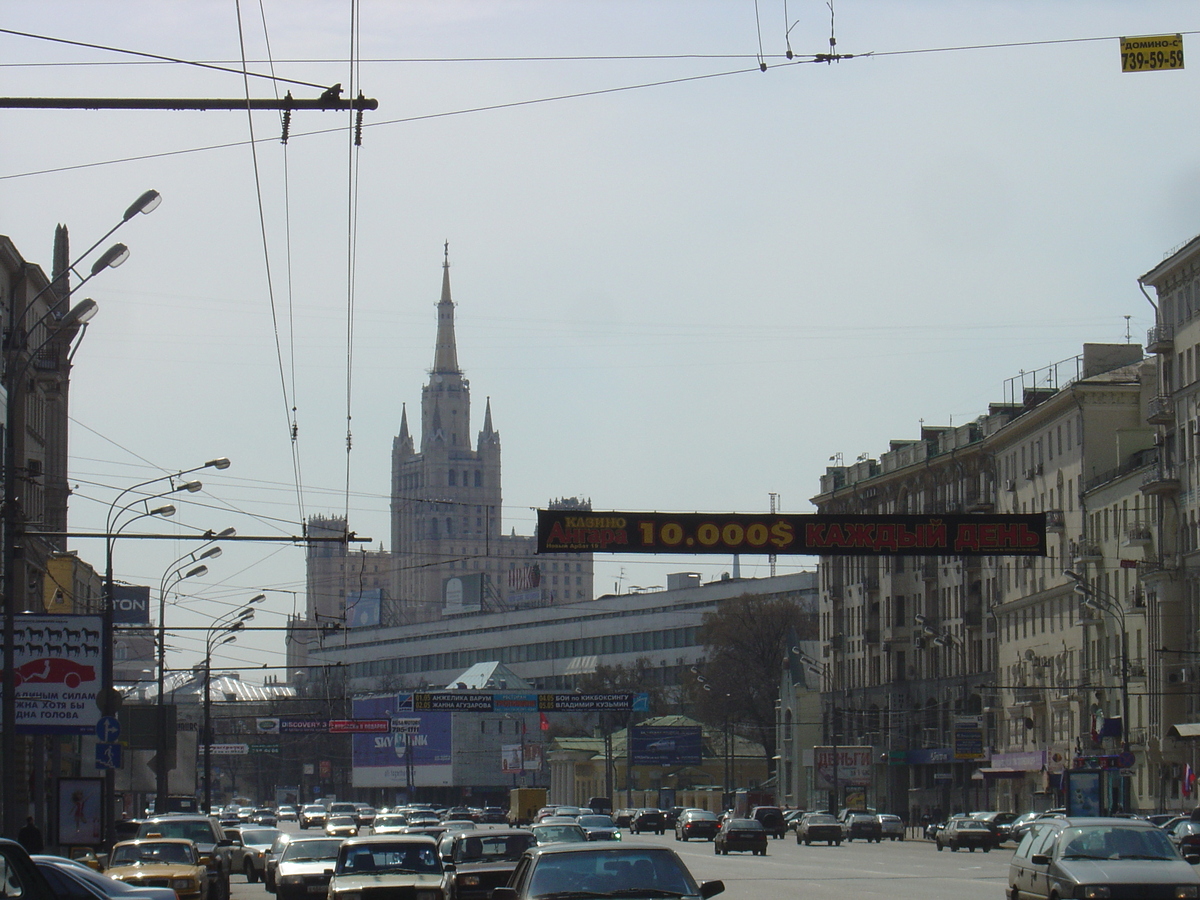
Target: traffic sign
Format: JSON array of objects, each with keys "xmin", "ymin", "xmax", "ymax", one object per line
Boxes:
[
  {"xmin": 96, "ymin": 742, "xmax": 122, "ymax": 769},
  {"xmin": 96, "ymin": 716, "xmax": 120, "ymax": 743}
]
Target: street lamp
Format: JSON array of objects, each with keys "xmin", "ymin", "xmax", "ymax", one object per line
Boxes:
[
  {"xmin": 1065, "ymin": 569, "xmax": 1131, "ymax": 808},
  {"xmin": 203, "ymin": 594, "xmax": 265, "ymax": 813},
  {"xmin": 153, "ymin": 534, "xmax": 232, "ymax": 813}
]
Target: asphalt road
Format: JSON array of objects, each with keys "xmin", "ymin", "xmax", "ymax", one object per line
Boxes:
[{"xmin": 229, "ymin": 824, "xmax": 1012, "ymax": 900}]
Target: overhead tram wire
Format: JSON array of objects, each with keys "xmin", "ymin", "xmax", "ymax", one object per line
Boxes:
[
  {"xmin": 233, "ymin": 0, "xmax": 305, "ymax": 535},
  {"xmin": 343, "ymin": 0, "xmax": 364, "ymax": 524},
  {"xmin": 8, "ymin": 25, "xmax": 1194, "ymax": 184},
  {"xmin": 254, "ymin": 0, "xmax": 307, "ymax": 526}
]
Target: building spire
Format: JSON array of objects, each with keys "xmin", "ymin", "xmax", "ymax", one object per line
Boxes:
[{"xmin": 432, "ymin": 241, "xmax": 460, "ymax": 374}]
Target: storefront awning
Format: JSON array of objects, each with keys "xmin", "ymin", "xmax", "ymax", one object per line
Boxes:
[
  {"xmin": 975, "ymin": 767, "xmax": 1025, "ymax": 777},
  {"xmin": 1169, "ymin": 723, "xmax": 1200, "ymax": 738}
]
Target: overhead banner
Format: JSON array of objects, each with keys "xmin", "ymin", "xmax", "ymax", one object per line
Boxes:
[
  {"xmin": 394, "ymin": 691, "xmax": 650, "ymax": 713},
  {"xmin": 1, "ymin": 614, "xmax": 104, "ymax": 734},
  {"xmin": 537, "ymin": 510, "xmax": 1046, "ymax": 557}
]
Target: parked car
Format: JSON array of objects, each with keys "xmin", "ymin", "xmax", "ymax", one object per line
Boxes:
[
  {"xmin": 328, "ymin": 836, "xmax": 452, "ymax": 900},
  {"xmin": 273, "ymin": 837, "xmax": 344, "ymax": 900},
  {"xmin": 1009, "ymin": 817, "xmax": 1200, "ymax": 900},
  {"xmin": 795, "ymin": 813, "xmax": 842, "ymax": 846},
  {"xmin": 937, "ymin": 818, "xmax": 995, "ymax": 852},
  {"xmin": 33, "ymin": 855, "xmax": 177, "ymax": 900},
  {"xmin": 714, "ymin": 818, "xmax": 768, "ymax": 856},
  {"xmin": 135, "ymin": 815, "xmax": 232, "ymax": 900},
  {"xmin": 105, "ymin": 838, "xmax": 208, "ymax": 900},
  {"xmin": 675, "ymin": 809, "xmax": 720, "ymax": 842},
  {"xmin": 577, "ymin": 815, "xmax": 622, "ymax": 841},
  {"xmin": 749, "ymin": 807, "xmax": 787, "ymax": 839},
  {"xmin": 845, "ymin": 813, "xmax": 882, "ymax": 843},
  {"xmin": 878, "ymin": 814, "xmax": 905, "ymax": 841},
  {"xmin": 492, "ymin": 842, "xmax": 724, "ymax": 900},
  {"xmin": 442, "ymin": 829, "xmax": 537, "ymax": 900},
  {"xmin": 630, "ymin": 809, "xmax": 666, "ymax": 835}
]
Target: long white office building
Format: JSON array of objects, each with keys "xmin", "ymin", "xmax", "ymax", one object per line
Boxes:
[{"xmin": 308, "ymin": 571, "xmax": 817, "ymax": 694}]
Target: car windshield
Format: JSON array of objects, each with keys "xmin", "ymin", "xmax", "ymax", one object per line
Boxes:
[
  {"xmin": 686, "ymin": 812, "xmax": 717, "ymax": 821},
  {"xmin": 282, "ymin": 840, "xmax": 343, "ymax": 862},
  {"xmin": 1059, "ymin": 826, "xmax": 1177, "ymax": 860},
  {"xmin": 806, "ymin": 816, "xmax": 837, "ymax": 825},
  {"xmin": 533, "ymin": 826, "xmax": 589, "ymax": 844},
  {"xmin": 337, "ymin": 842, "xmax": 442, "ymax": 874},
  {"xmin": 578, "ymin": 817, "xmax": 615, "ymax": 828},
  {"xmin": 328, "ymin": 817, "xmax": 355, "ymax": 826},
  {"xmin": 528, "ymin": 849, "xmax": 698, "ymax": 899},
  {"xmin": 111, "ymin": 842, "xmax": 194, "ymax": 866},
  {"xmin": 456, "ymin": 833, "xmax": 536, "ymax": 862},
  {"xmin": 242, "ymin": 829, "xmax": 281, "ymax": 846},
  {"xmin": 136, "ymin": 821, "xmax": 214, "ymax": 844},
  {"xmin": 376, "ymin": 816, "xmax": 407, "ymax": 827}
]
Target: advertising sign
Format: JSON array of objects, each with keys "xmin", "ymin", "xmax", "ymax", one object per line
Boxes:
[
  {"xmin": 58, "ymin": 778, "xmax": 103, "ymax": 846},
  {"xmin": 537, "ymin": 510, "xmax": 1047, "ymax": 557},
  {"xmin": 346, "ymin": 589, "xmax": 382, "ymax": 628},
  {"xmin": 814, "ymin": 746, "xmax": 873, "ymax": 790},
  {"xmin": 1120, "ymin": 34, "xmax": 1184, "ymax": 72},
  {"xmin": 1, "ymin": 614, "xmax": 103, "ymax": 734},
  {"xmin": 352, "ymin": 693, "xmax": 453, "ymax": 788},
  {"xmin": 630, "ymin": 726, "xmax": 703, "ymax": 766},
  {"xmin": 954, "ymin": 716, "xmax": 985, "ymax": 760},
  {"xmin": 112, "ymin": 585, "xmax": 152, "ymax": 625},
  {"xmin": 394, "ymin": 691, "xmax": 650, "ymax": 713},
  {"xmin": 443, "ymin": 573, "xmax": 484, "ymax": 615}
]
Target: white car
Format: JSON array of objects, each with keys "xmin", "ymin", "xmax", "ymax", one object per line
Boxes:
[{"xmin": 879, "ymin": 814, "xmax": 905, "ymax": 841}]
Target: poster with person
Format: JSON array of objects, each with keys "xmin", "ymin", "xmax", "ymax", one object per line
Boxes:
[{"xmin": 58, "ymin": 778, "xmax": 102, "ymax": 845}]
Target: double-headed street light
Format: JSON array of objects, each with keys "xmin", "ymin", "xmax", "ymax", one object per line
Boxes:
[{"xmin": 202, "ymin": 595, "xmax": 265, "ymax": 813}]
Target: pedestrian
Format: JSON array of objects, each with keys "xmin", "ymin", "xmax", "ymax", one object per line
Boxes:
[{"xmin": 17, "ymin": 816, "xmax": 43, "ymax": 854}]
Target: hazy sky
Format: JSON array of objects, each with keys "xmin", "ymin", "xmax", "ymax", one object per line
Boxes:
[{"xmin": 2, "ymin": 1, "xmax": 1196, "ymax": 679}]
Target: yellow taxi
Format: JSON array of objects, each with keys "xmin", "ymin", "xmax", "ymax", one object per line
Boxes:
[{"xmin": 106, "ymin": 837, "xmax": 208, "ymax": 900}]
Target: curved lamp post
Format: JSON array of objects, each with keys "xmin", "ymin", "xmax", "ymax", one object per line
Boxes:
[{"xmin": 202, "ymin": 595, "xmax": 265, "ymax": 813}]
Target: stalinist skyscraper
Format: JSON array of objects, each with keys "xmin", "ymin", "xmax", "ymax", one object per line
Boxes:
[{"xmin": 390, "ymin": 246, "xmax": 593, "ymax": 616}]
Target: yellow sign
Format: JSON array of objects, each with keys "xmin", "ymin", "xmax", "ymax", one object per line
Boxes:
[{"xmin": 1120, "ymin": 34, "xmax": 1184, "ymax": 72}]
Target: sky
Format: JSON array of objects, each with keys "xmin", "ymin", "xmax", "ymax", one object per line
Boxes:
[{"xmin": 2, "ymin": 1, "xmax": 1197, "ymax": 681}]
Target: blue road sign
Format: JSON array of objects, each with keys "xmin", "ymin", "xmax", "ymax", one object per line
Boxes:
[
  {"xmin": 96, "ymin": 716, "xmax": 120, "ymax": 743},
  {"xmin": 96, "ymin": 742, "xmax": 122, "ymax": 769}
]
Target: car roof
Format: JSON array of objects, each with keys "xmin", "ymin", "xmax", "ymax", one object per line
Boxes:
[
  {"xmin": 114, "ymin": 838, "xmax": 196, "ymax": 847},
  {"xmin": 342, "ymin": 834, "xmax": 438, "ymax": 846},
  {"xmin": 528, "ymin": 840, "xmax": 675, "ymax": 857}
]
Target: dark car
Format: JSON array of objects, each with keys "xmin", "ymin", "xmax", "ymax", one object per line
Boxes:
[
  {"xmin": 750, "ymin": 806, "xmax": 786, "ymax": 839},
  {"xmin": 493, "ymin": 842, "xmax": 723, "ymax": 900},
  {"xmin": 663, "ymin": 808, "xmax": 687, "ymax": 829},
  {"xmin": 971, "ymin": 811, "xmax": 1018, "ymax": 844},
  {"xmin": 612, "ymin": 809, "xmax": 636, "ymax": 828},
  {"xmin": 444, "ymin": 829, "xmax": 536, "ymax": 900},
  {"xmin": 479, "ymin": 808, "xmax": 507, "ymax": 825},
  {"xmin": 675, "ymin": 810, "xmax": 720, "ymax": 842},
  {"xmin": 937, "ymin": 818, "xmax": 995, "ymax": 852},
  {"xmin": 1167, "ymin": 819, "xmax": 1200, "ymax": 857},
  {"xmin": 263, "ymin": 830, "xmax": 294, "ymax": 892},
  {"xmin": 577, "ymin": 815, "xmax": 622, "ymax": 841},
  {"xmin": 845, "ymin": 813, "xmax": 882, "ymax": 843},
  {"xmin": 444, "ymin": 807, "xmax": 477, "ymax": 823},
  {"xmin": 796, "ymin": 813, "xmax": 842, "ymax": 846},
  {"xmin": 136, "ymin": 815, "xmax": 232, "ymax": 900},
  {"xmin": 0, "ymin": 838, "xmax": 66, "ymax": 900},
  {"xmin": 714, "ymin": 818, "xmax": 768, "ymax": 856},
  {"xmin": 630, "ymin": 809, "xmax": 666, "ymax": 835},
  {"xmin": 1009, "ymin": 816, "xmax": 1200, "ymax": 900}
]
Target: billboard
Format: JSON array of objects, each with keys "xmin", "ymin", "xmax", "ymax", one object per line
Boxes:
[
  {"xmin": 2, "ymin": 614, "xmax": 104, "ymax": 734},
  {"xmin": 443, "ymin": 573, "xmax": 483, "ymax": 615},
  {"xmin": 630, "ymin": 726, "xmax": 703, "ymax": 766},
  {"xmin": 814, "ymin": 746, "xmax": 873, "ymax": 790},
  {"xmin": 537, "ymin": 510, "xmax": 1047, "ymax": 557},
  {"xmin": 346, "ymin": 590, "xmax": 381, "ymax": 628},
  {"xmin": 500, "ymin": 743, "xmax": 542, "ymax": 773},
  {"xmin": 352, "ymin": 693, "xmax": 453, "ymax": 788},
  {"xmin": 112, "ymin": 585, "xmax": 152, "ymax": 625}
]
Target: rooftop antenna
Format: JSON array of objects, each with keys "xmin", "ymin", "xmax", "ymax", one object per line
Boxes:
[{"xmin": 1124, "ymin": 315, "xmax": 1132, "ymax": 343}]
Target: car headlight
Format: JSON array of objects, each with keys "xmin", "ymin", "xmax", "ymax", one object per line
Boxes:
[
  {"xmin": 1177, "ymin": 889, "xmax": 1199, "ymax": 900},
  {"xmin": 280, "ymin": 875, "xmax": 303, "ymax": 886},
  {"xmin": 171, "ymin": 878, "xmax": 198, "ymax": 891},
  {"xmin": 1081, "ymin": 888, "xmax": 1110, "ymax": 900}
]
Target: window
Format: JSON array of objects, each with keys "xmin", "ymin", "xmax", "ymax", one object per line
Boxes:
[{"xmin": 449, "ymin": 469, "xmax": 457, "ymax": 486}]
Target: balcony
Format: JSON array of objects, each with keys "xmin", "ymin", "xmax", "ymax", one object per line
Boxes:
[
  {"xmin": 1046, "ymin": 509, "xmax": 1065, "ymax": 532},
  {"xmin": 1141, "ymin": 464, "xmax": 1180, "ymax": 496},
  {"xmin": 864, "ymin": 626, "xmax": 880, "ymax": 645},
  {"xmin": 965, "ymin": 492, "xmax": 994, "ymax": 513},
  {"xmin": 1073, "ymin": 541, "xmax": 1103, "ymax": 562},
  {"xmin": 1124, "ymin": 523, "xmax": 1152, "ymax": 546},
  {"xmin": 1147, "ymin": 395, "xmax": 1175, "ymax": 425},
  {"xmin": 1147, "ymin": 324, "xmax": 1175, "ymax": 354}
]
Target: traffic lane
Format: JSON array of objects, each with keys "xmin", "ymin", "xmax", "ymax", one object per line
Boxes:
[{"xmin": 659, "ymin": 829, "xmax": 1011, "ymax": 900}]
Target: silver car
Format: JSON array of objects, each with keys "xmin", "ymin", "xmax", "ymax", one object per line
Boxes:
[{"xmin": 229, "ymin": 826, "xmax": 281, "ymax": 883}]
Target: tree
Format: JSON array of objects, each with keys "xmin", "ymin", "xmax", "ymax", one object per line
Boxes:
[{"xmin": 692, "ymin": 592, "xmax": 817, "ymax": 769}]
